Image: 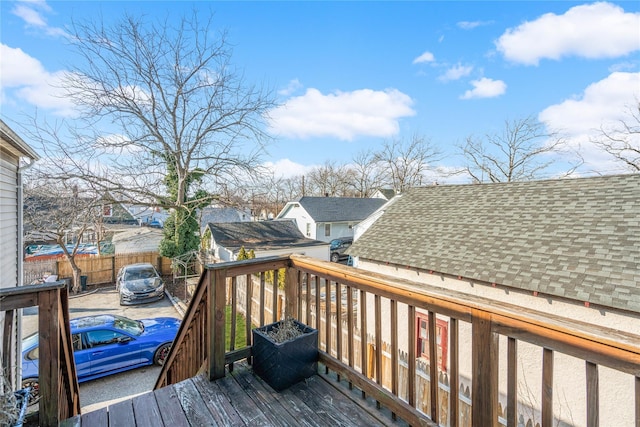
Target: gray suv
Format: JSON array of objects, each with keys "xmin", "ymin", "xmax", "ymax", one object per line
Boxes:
[{"xmin": 329, "ymin": 237, "xmax": 353, "ymax": 262}]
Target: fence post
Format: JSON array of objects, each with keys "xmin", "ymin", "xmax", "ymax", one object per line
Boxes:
[{"xmin": 111, "ymin": 255, "xmax": 116, "ymax": 284}]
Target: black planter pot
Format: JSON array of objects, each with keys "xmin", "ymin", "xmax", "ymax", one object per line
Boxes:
[{"xmin": 251, "ymin": 320, "xmax": 318, "ymax": 391}]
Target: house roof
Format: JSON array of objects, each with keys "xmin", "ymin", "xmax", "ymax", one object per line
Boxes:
[
  {"xmin": 199, "ymin": 206, "xmax": 251, "ymax": 231},
  {"xmin": 207, "ymin": 220, "xmax": 328, "ymax": 252},
  {"xmin": 0, "ymin": 119, "xmax": 39, "ymax": 160},
  {"xmin": 348, "ymin": 174, "xmax": 640, "ymax": 314},
  {"xmin": 284, "ymin": 197, "xmax": 387, "ymax": 223},
  {"xmin": 112, "ymin": 227, "xmax": 163, "ymax": 253}
]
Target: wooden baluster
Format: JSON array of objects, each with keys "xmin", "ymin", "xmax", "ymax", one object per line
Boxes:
[
  {"xmin": 450, "ymin": 318, "xmax": 459, "ymax": 427},
  {"xmin": 507, "ymin": 337, "xmax": 518, "ymax": 427},
  {"xmin": 471, "ymin": 309, "xmax": 498, "ymax": 427},
  {"xmin": 586, "ymin": 361, "xmax": 599, "ymax": 427},
  {"xmin": 428, "ymin": 311, "xmax": 439, "ymax": 423},
  {"xmin": 542, "ymin": 348, "xmax": 554, "ymax": 427}
]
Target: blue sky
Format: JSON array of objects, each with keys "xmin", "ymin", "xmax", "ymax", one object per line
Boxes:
[{"xmin": 1, "ymin": 1, "xmax": 639, "ymax": 181}]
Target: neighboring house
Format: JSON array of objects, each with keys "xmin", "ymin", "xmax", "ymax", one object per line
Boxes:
[
  {"xmin": 347, "ymin": 174, "xmax": 640, "ymax": 427},
  {"xmin": 112, "ymin": 227, "xmax": 164, "ymax": 254},
  {"xmin": 0, "ymin": 119, "xmax": 39, "ymax": 388},
  {"xmin": 370, "ymin": 188, "xmax": 396, "ymax": 201},
  {"xmin": 124, "ymin": 204, "xmax": 169, "ymax": 227},
  {"xmin": 199, "ymin": 205, "xmax": 251, "ymax": 233},
  {"xmin": 275, "ymin": 196, "xmax": 386, "ymax": 242},
  {"xmin": 101, "ymin": 200, "xmax": 138, "ymax": 226},
  {"xmin": 205, "ymin": 220, "xmax": 330, "ymax": 262}
]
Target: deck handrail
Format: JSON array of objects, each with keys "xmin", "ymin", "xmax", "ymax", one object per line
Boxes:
[
  {"xmin": 155, "ymin": 254, "xmax": 640, "ymax": 427},
  {"xmin": 0, "ymin": 282, "xmax": 81, "ymax": 426}
]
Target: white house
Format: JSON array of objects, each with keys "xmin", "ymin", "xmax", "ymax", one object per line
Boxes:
[
  {"xmin": 347, "ymin": 174, "xmax": 640, "ymax": 427},
  {"xmin": 0, "ymin": 119, "xmax": 39, "ymax": 388},
  {"xmin": 205, "ymin": 220, "xmax": 330, "ymax": 262},
  {"xmin": 276, "ymin": 196, "xmax": 386, "ymax": 242}
]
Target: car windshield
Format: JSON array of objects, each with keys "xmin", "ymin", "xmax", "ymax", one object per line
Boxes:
[
  {"xmin": 112, "ymin": 315, "xmax": 144, "ymax": 336},
  {"xmin": 330, "ymin": 240, "xmax": 341, "ymax": 249},
  {"xmin": 124, "ymin": 266, "xmax": 157, "ymax": 281}
]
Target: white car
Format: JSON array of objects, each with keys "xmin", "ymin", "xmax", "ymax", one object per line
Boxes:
[{"xmin": 116, "ymin": 263, "xmax": 165, "ymax": 305}]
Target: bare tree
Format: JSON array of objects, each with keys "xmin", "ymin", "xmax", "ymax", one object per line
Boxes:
[
  {"xmin": 306, "ymin": 161, "xmax": 354, "ymax": 197},
  {"xmin": 593, "ymin": 101, "xmax": 640, "ymax": 172},
  {"xmin": 374, "ymin": 134, "xmax": 442, "ymax": 193},
  {"xmin": 347, "ymin": 149, "xmax": 386, "ymax": 197},
  {"xmin": 457, "ymin": 116, "xmax": 579, "ymax": 183},
  {"xmin": 22, "ymin": 10, "xmax": 275, "ymax": 254},
  {"xmin": 23, "ymin": 181, "xmax": 103, "ymax": 293}
]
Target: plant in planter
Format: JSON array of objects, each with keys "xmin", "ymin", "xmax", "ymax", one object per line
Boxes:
[{"xmin": 251, "ymin": 317, "xmax": 318, "ymax": 391}]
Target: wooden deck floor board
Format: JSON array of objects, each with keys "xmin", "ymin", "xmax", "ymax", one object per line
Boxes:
[
  {"xmin": 191, "ymin": 374, "xmax": 245, "ymax": 427},
  {"xmin": 153, "ymin": 382, "xmax": 190, "ymax": 427},
  {"xmin": 64, "ymin": 362, "xmax": 411, "ymax": 426},
  {"xmin": 131, "ymin": 390, "xmax": 163, "ymax": 427}
]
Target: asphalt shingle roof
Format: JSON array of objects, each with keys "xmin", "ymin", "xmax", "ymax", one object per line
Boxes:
[
  {"xmin": 348, "ymin": 174, "xmax": 640, "ymax": 313},
  {"xmin": 207, "ymin": 220, "xmax": 327, "ymax": 252},
  {"xmin": 296, "ymin": 197, "xmax": 387, "ymax": 222}
]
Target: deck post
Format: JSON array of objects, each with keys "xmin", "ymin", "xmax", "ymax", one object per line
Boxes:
[
  {"xmin": 39, "ymin": 289, "xmax": 60, "ymax": 427},
  {"xmin": 209, "ymin": 268, "xmax": 227, "ymax": 380},
  {"xmin": 471, "ymin": 308, "xmax": 499, "ymax": 427}
]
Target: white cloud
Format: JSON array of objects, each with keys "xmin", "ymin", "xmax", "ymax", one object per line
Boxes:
[
  {"xmin": 0, "ymin": 44, "xmax": 75, "ymax": 116},
  {"xmin": 457, "ymin": 20, "xmax": 492, "ymax": 30},
  {"xmin": 496, "ymin": 2, "xmax": 640, "ymax": 65},
  {"xmin": 539, "ymin": 72, "xmax": 640, "ymax": 171},
  {"xmin": 460, "ymin": 77, "xmax": 506, "ymax": 99},
  {"xmin": 439, "ymin": 64, "xmax": 473, "ymax": 82},
  {"xmin": 12, "ymin": 0, "xmax": 67, "ymax": 37},
  {"xmin": 413, "ymin": 51, "xmax": 435, "ymax": 64},
  {"xmin": 267, "ymin": 88, "xmax": 416, "ymax": 140},
  {"xmin": 278, "ymin": 79, "xmax": 303, "ymax": 97},
  {"xmin": 262, "ymin": 158, "xmax": 313, "ymax": 179}
]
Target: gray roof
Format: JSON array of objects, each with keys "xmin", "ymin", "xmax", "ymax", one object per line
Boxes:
[
  {"xmin": 207, "ymin": 220, "xmax": 328, "ymax": 252},
  {"xmin": 200, "ymin": 206, "xmax": 251, "ymax": 231},
  {"xmin": 348, "ymin": 174, "xmax": 640, "ymax": 313},
  {"xmin": 294, "ymin": 197, "xmax": 387, "ymax": 222}
]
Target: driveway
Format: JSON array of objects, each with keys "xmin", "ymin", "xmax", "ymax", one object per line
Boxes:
[{"xmin": 21, "ymin": 287, "xmax": 183, "ymax": 413}]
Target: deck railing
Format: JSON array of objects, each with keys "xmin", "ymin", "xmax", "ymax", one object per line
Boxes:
[
  {"xmin": 0, "ymin": 282, "xmax": 81, "ymax": 426},
  {"xmin": 155, "ymin": 255, "xmax": 640, "ymax": 427}
]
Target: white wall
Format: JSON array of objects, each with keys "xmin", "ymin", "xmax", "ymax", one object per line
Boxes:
[
  {"xmin": 357, "ymin": 259, "xmax": 638, "ymax": 427},
  {"xmin": 0, "ymin": 146, "xmax": 19, "ymax": 290},
  {"xmin": 278, "ymin": 204, "xmax": 315, "ymax": 239}
]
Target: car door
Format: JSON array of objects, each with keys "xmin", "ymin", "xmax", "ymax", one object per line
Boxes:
[
  {"xmin": 71, "ymin": 333, "xmax": 92, "ymax": 379},
  {"xmin": 85, "ymin": 329, "xmax": 141, "ymax": 376}
]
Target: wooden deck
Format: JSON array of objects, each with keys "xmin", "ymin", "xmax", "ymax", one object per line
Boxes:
[{"xmin": 60, "ymin": 362, "xmax": 409, "ymax": 426}]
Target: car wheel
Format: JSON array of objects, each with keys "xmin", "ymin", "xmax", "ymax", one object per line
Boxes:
[
  {"xmin": 154, "ymin": 343, "xmax": 171, "ymax": 366},
  {"xmin": 21, "ymin": 378, "xmax": 40, "ymax": 406},
  {"xmin": 331, "ymin": 253, "xmax": 340, "ymax": 263}
]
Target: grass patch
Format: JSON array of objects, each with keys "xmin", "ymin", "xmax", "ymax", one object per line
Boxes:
[{"xmin": 225, "ymin": 305, "xmax": 248, "ymax": 350}]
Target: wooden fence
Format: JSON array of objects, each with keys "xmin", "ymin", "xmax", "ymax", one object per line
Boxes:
[{"xmin": 23, "ymin": 252, "xmax": 173, "ymax": 287}]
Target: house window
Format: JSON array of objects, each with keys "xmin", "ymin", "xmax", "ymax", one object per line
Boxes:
[
  {"xmin": 416, "ymin": 313, "xmax": 449, "ymax": 371},
  {"xmin": 103, "ymin": 204, "xmax": 113, "ymax": 217},
  {"xmin": 324, "ymin": 224, "xmax": 331, "ymax": 237}
]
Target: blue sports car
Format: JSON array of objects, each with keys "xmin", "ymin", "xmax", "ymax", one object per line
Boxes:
[{"xmin": 21, "ymin": 314, "xmax": 180, "ymax": 405}]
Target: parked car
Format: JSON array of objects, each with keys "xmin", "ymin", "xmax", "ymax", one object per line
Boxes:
[
  {"xmin": 116, "ymin": 263, "xmax": 165, "ymax": 305},
  {"xmin": 329, "ymin": 237, "xmax": 353, "ymax": 263},
  {"xmin": 21, "ymin": 314, "xmax": 180, "ymax": 406}
]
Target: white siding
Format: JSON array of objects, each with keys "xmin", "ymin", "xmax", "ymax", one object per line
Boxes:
[{"xmin": 0, "ymin": 147, "xmax": 19, "ymax": 289}]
